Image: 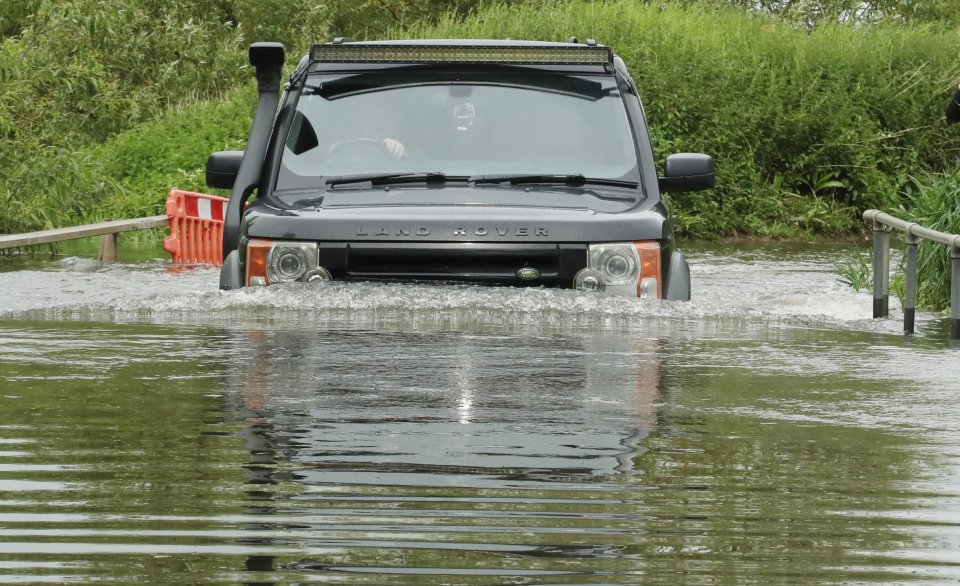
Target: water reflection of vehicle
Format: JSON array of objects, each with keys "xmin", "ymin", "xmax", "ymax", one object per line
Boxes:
[{"xmin": 225, "ymin": 324, "xmax": 663, "ymax": 488}]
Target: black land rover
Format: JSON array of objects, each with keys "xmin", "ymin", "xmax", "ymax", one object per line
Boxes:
[{"xmin": 209, "ymin": 39, "xmax": 714, "ymax": 299}]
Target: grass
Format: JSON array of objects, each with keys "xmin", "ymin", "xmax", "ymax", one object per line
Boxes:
[
  {"xmin": 833, "ymin": 248, "xmax": 905, "ymax": 304},
  {"xmin": 835, "ymin": 253, "xmax": 872, "ymax": 292}
]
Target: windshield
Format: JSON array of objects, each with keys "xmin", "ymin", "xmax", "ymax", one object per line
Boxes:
[{"xmin": 274, "ymin": 70, "xmax": 641, "ymax": 197}]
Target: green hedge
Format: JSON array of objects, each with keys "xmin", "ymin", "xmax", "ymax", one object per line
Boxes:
[
  {"xmin": 0, "ymin": 0, "xmax": 483, "ymax": 234},
  {"xmin": 0, "ymin": 85, "xmax": 255, "ymax": 234},
  {"xmin": 3, "ymin": 0, "xmax": 959, "ymax": 239},
  {"xmin": 91, "ymin": 85, "xmax": 256, "ymax": 220},
  {"xmin": 410, "ymin": 1, "xmax": 960, "ymax": 237}
]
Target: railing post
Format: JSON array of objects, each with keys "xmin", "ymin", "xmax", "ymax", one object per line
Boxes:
[
  {"xmin": 98, "ymin": 233, "xmax": 117, "ymax": 263},
  {"xmin": 903, "ymin": 232, "xmax": 919, "ymax": 334},
  {"xmin": 952, "ymin": 245, "xmax": 960, "ymax": 340},
  {"xmin": 872, "ymin": 219, "xmax": 891, "ymax": 319}
]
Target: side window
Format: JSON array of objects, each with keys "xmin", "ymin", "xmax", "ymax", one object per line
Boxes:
[{"xmin": 286, "ymin": 111, "xmax": 319, "ymax": 155}]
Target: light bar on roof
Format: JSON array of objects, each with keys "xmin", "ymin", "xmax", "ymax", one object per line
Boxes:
[{"xmin": 310, "ymin": 43, "xmax": 612, "ymax": 66}]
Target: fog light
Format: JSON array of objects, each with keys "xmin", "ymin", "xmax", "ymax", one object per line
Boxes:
[
  {"xmin": 302, "ymin": 266, "xmax": 333, "ymax": 283},
  {"xmin": 574, "ymin": 268, "xmax": 606, "ymax": 292}
]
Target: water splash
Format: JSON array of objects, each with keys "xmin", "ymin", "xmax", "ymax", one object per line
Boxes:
[{"xmin": 0, "ymin": 246, "xmax": 927, "ymax": 337}]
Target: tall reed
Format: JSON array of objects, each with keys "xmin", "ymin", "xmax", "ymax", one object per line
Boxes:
[{"xmin": 903, "ymin": 168, "xmax": 960, "ymax": 311}]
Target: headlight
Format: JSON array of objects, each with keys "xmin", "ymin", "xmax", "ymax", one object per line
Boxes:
[
  {"xmin": 245, "ymin": 239, "xmax": 320, "ymax": 286},
  {"xmin": 577, "ymin": 242, "xmax": 662, "ymax": 298},
  {"xmin": 590, "ymin": 244, "xmax": 640, "ymax": 286},
  {"xmin": 269, "ymin": 246, "xmax": 311, "ymax": 283}
]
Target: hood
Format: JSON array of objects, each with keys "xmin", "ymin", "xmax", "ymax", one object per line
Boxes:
[
  {"xmin": 249, "ymin": 187, "xmax": 667, "ymax": 243},
  {"xmin": 316, "ymin": 186, "xmax": 639, "ymax": 213}
]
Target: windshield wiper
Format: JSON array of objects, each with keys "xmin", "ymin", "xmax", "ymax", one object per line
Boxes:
[
  {"xmin": 469, "ymin": 174, "xmax": 639, "ymax": 189},
  {"xmin": 325, "ymin": 172, "xmax": 449, "ymax": 188},
  {"xmin": 470, "ymin": 173, "xmax": 586, "ymax": 186}
]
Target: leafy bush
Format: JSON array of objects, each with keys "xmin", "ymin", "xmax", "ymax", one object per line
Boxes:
[
  {"xmin": 0, "ymin": 1, "xmax": 248, "ymax": 149},
  {"xmin": 0, "ymin": 0, "xmax": 253, "ymax": 234},
  {"xmin": 3, "ymin": 0, "xmax": 959, "ymax": 242},
  {"xmin": 0, "ymin": 0, "xmax": 492, "ymax": 236},
  {"xmin": 0, "ymin": 89, "xmax": 255, "ymax": 236},
  {"xmin": 90, "ymin": 85, "xmax": 256, "ymax": 220},
  {"xmin": 0, "ymin": 1, "xmax": 39, "ymax": 39},
  {"xmin": 411, "ymin": 1, "xmax": 960, "ymax": 237},
  {"xmin": 683, "ymin": 0, "xmax": 960, "ymax": 28}
]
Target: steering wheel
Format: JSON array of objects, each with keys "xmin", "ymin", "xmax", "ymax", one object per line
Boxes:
[{"xmin": 326, "ymin": 138, "xmax": 392, "ymax": 160}]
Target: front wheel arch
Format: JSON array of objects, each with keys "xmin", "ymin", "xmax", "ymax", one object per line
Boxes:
[
  {"xmin": 220, "ymin": 250, "xmax": 243, "ymax": 290},
  {"xmin": 663, "ymin": 251, "xmax": 691, "ymax": 301}
]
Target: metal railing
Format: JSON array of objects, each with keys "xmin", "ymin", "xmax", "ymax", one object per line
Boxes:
[
  {"xmin": 0, "ymin": 216, "xmax": 169, "ymax": 262},
  {"xmin": 863, "ymin": 209, "xmax": 960, "ymax": 339}
]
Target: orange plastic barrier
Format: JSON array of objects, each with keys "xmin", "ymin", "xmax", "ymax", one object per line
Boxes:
[{"xmin": 163, "ymin": 190, "xmax": 230, "ymax": 266}]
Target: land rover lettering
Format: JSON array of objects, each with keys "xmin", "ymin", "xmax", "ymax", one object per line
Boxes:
[{"xmin": 356, "ymin": 226, "xmax": 432, "ymax": 237}]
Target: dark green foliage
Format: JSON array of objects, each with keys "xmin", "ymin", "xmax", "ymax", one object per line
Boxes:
[
  {"xmin": 0, "ymin": 1, "xmax": 40, "ymax": 39},
  {"xmin": 1, "ymin": 0, "xmax": 959, "ymax": 243},
  {"xmin": 681, "ymin": 0, "xmax": 960, "ymax": 28},
  {"xmin": 230, "ymin": 0, "xmax": 492, "ymax": 49},
  {"xmin": 0, "ymin": 93, "xmax": 249, "ymax": 235},
  {"xmin": 0, "ymin": 0, "xmax": 489, "ymax": 235},
  {"xmin": 0, "ymin": 0, "xmax": 247, "ymax": 151},
  {"xmin": 91, "ymin": 85, "xmax": 257, "ymax": 219},
  {"xmin": 411, "ymin": 1, "xmax": 960, "ymax": 238},
  {"xmin": 0, "ymin": 0, "xmax": 252, "ymax": 234}
]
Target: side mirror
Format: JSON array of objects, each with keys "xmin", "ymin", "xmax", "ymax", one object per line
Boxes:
[
  {"xmin": 206, "ymin": 151, "xmax": 244, "ymax": 189},
  {"xmin": 658, "ymin": 153, "xmax": 715, "ymax": 193}
]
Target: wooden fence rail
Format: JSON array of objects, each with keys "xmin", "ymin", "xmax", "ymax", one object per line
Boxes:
[{"xmin": 0, "ymin": 216, "xmax": 169, "ymax": 262}]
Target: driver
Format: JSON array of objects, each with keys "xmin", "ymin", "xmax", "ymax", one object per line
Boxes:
[
  {"xmin": 362, "ymin": 108, "xmax": 407, "ymax": 159},
  {"xmin": 382, "ymin": 137, "xmax": 406, "ymax": 160},
  {"xmin": 329, "ymin": 107, "xmax": 408, "ymax": 161}
]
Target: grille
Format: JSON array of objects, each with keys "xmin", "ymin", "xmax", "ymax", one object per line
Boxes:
[{"xmin": 318, "ymin": 242, "xmax": 586, "ymax": 286}]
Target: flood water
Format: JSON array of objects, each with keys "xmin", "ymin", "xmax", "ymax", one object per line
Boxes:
[{"xmin": 2, "ymin": 242, "xmax": 959, "ymax": 584}]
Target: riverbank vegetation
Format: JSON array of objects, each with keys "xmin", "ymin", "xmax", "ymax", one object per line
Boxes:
[
  {"xmin": 902, "ymin": 168, "xmax": 960, "ymax": 311},
  {"xmin": 414, "ymin": 2, "xmax": 959, "ymax": 239},
  {"xmin": 2, "ymin": 0, "xmax": 959, "ymax": 303}
]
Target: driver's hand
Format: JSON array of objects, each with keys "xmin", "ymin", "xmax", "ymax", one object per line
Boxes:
[{"xmin": 383, "ymin": 138, "xmax": 407, "ymax": 160}]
